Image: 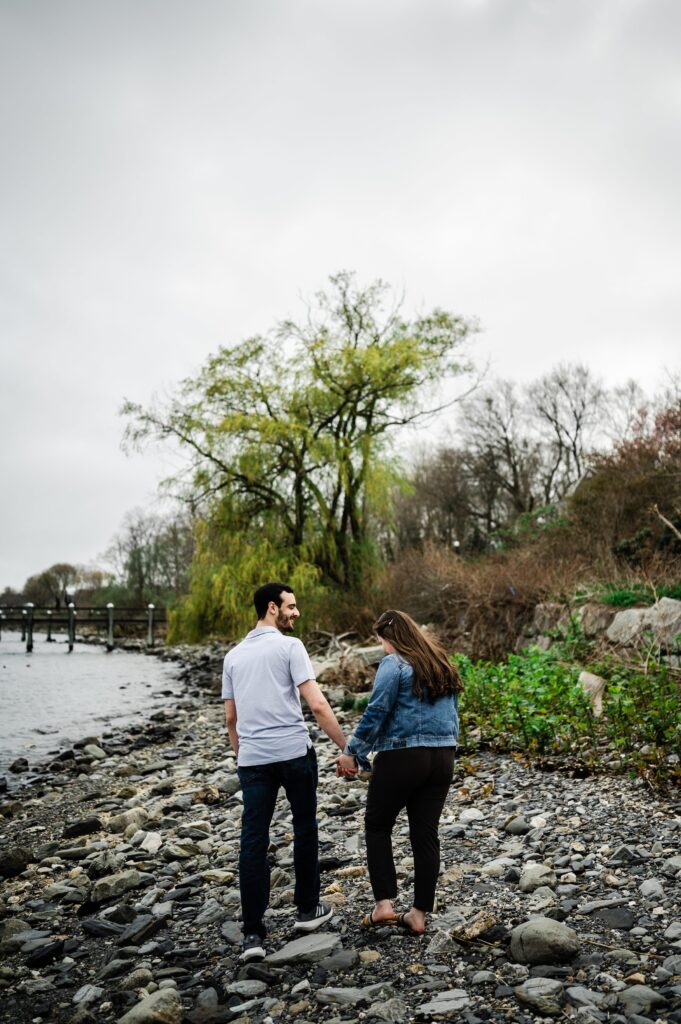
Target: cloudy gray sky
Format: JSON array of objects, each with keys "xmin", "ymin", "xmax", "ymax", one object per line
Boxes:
[{"xmin": 1, "ymin": 0, "xmax": 680, "ymax": 590}]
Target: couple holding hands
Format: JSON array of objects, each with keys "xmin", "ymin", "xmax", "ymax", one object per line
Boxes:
[{"xmin": 222, "ymin": 583, "xmax": 462, "ymax": 963}]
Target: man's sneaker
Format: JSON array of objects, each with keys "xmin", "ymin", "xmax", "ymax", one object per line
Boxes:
[
  {"xmin": 240, "ymin": 933, "xmax": 266, "ymax": 962},
  {"xmin": 293, "ymin": 901, "xmax": 334, "ymax": 933}
]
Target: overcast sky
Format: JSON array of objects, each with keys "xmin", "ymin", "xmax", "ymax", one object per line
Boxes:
[{"xmin": 1, "ymin": 0, "xmax": 680, "ymax": 590}]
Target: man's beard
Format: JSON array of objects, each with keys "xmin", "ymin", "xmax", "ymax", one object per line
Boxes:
[{"xmin": 276, "ymin": 611, "xmax": 295, "ymax": 632}]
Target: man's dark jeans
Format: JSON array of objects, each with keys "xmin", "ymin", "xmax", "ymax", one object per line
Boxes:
[{"xmin": 237, "ymin": 746, "xmax": 320, "ymax": 939}]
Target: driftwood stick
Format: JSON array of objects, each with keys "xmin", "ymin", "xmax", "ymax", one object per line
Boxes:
[{"xmin": 651, "ymin": 502, "xmax": 681, "ymax": 542}]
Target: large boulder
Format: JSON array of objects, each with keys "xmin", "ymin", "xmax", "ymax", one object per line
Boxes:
[
  {"xmin": 607, "ymin": 598, "xmax": 681, "ymax": 649},
  {"xmin": 510, "ymin": 917, "xmax": 580, "ymax": 964}
]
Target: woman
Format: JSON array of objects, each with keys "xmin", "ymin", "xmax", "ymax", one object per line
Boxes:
[{"xmin": 337, "ymin": 610, "xmax": 461, "ymax": 935}]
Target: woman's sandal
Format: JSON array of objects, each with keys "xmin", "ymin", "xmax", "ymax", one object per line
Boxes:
[
  {"xmin": 395, "ymin": 913, "xmax": 426, "ymax": 936},
  {"xmin": 361, "ymin": 910, "xmax": 398, "ymax": 928}
]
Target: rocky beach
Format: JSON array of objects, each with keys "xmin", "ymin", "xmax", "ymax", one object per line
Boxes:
[{"xmin": 1, "ymin": 647, "xmax": 680, "ymax": 1024}]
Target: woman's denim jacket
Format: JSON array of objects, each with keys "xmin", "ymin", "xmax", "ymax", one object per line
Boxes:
[{"xmin": 344, "ymin": 653, "xmax": 459, "ymax": 759}]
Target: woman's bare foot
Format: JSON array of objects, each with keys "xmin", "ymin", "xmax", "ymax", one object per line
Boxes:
[
  {"xmin": 400, "ymin": 907, "xmax": 426, "ymax": 933},
  {"xmin": 371, "ymin": 899, "xmax": 396, "ymax": 922}
]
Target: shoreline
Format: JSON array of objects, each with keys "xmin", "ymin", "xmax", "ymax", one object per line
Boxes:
[{"xmin": 1, "ymin": 646, "xmax": 680, "ymax": 1024}]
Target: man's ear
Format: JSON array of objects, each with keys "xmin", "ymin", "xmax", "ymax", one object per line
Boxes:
[{"xmin": 268, "ymin": 601, "xmax": 278, "ymax": 617}]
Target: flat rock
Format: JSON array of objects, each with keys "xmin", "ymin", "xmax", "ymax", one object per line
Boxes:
[
  {"xmin": 90, "ymin": 869, "xmax": 142, "ymax": 904},
  {"xmin": 417, "ymin": 989, "xmax": 470, "ymax": 1016},
  {"xmin": 514, "ymin": 977, "xmax": 565, "ymax": 1015},
  {"xmin": 316, "ymin": 982, "xmax": 393, "ymax": 1005},
  {"xmin": 618, "ymin": 983, "xmax": 669, "ymax": 1016},
  {"xmin": 73, "ymin": 984, "xmax": 105, "ymax": 1005},
  {"xmin": 266, "ymin": 931, "xmax": 341, "ymax": 964}
]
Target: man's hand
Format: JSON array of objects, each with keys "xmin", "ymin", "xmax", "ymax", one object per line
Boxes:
[{"xmin": 336, "ymin": 753, "xmax": 357, "ymax": 778}]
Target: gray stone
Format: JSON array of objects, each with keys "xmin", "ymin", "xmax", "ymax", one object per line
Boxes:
[
  {"xmin": 565, "ymin": 985, "xmax": 606, "ymax": 1008},
  {"xmin": 83, "ymin": 744, "xmax": 107, "ymax": 760},
  {"xmin": 108, "ymin": 808, "xmax": 150, "ymax": 834},
  {"xmin": 519, "ymin": 863, "xmax": 557, "ymax": 893},
  {"xmin": 618, "ymin": 984, "xmax": 668, "ymax": 1016},
  {"xmin": 266, "ymin": 931, "xmax": 341, "ymax": 964},
  {"xmin": 606, "ymin": 598, "xmax": 681, "ymax": 648},
  {"xmin": 116, "ymin": 914, "xmax": 164, "ymax": 946},
  {"xmin": 510, "ymin": 918, "xmax": 580, "ymax": 964},
  {"xmin": 90, "ymin": 869, "xmax": 142, "ymax": 904},
  {"xmin": 472, "ymin": 971, "xmax": 498, "ymax": 985},
  {"xmin": 319, "ymin": 948, "xmax": 360, "ymax": 971},
  {"xmin": 664, "ymin": 922, "xmax": 681, "ymax": 941},
  {"xmin": 117, "ymin": 987, "xmax": 183, "ymax": 1023},
  {"xmin": 119, "ymin": 968, "xmax": 154, "ymax": 990},
  {"xmin": 317, "ymin": 982, "xmax": 393, "ymax": 1006},
  {"xmin": 195, "ymin": 898, "xmax": 226, "ymax": 926},
  {"xmin": 0, "ymin": 918, "xmax": 30, "ymax": 941},
  {"xmin": 220, "ymin": 920, "xmax": 242, "ymax": 945},
  {"xmin": 73, "ymin": 984, "xmax": 105, "ymax": 1005},
  {"xmin": 594, "ymin": 907, "xmax": 635, "ymax": 931},
  {"xmin": 0, "ymin": 846, "xmax": 34, "ymax": 878},
  {"xmin": 139, "ymin": 832, "xmax": 163, "ymax": 855},
  {"xmin": 639, "ymin": 878, "xmax": 664, "ymax": 899},
  {"xmin": 417, "ymin": 989, "xmax": 470, "ymax": 1016},
  {"xmin": 505, "ymin": 816, "xmax": 532, "ymax": 836},
  {"xmin": 579, "ymin": 670, "xmax": 607, "ymax": 717},
  {"xmin": 514, "ymin": 977, "xmax": 565, "ymax": 1015},
  {"xmin": 606, "ymin": 607, "xmax": 650, "ymax": 646},
  {"xmin": 527, "ymin": 885, "xmax": 557, "ymax": 912},
  {"xmin": 63, "ymin": 817, "xmax": 103, "ymax": 838},
  {"xmin": 368, "ymin": 996, "xmax": 408, "ymax": 1021},
  {"xmin": 577, "ymin": 898, "xmax": 628, "ymax": 915},
  {"xmin": 87, "ymin": 850, "xmax": 126, "ymax": 879},
  {"xmin": 225, "ymin": 981, "xmax": 267, "ymax": 997},
  {"xmin": 661, "ymin": 855, "xmax": 681, "ymax": 878},
  {"xmin": 425, "ymin": 929, "xmax": 455, "ymax": 958}
]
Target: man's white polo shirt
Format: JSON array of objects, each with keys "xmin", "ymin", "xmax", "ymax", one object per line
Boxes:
[{"xmin": 222, "ymin": 626, "xmax": 316, "ymax": 766}]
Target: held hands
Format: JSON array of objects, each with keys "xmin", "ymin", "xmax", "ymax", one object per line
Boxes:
[{"xmin": 336, "ymin": 753, "xmax": 358, "ymax": 778}]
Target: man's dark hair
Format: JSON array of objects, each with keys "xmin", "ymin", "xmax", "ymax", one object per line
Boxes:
[{"xmin": 253, "ymin": 582, "xmax": 293, "ymax": 620}]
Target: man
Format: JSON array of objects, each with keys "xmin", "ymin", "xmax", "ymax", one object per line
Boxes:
[{"xmin": 223, "ymin": 581, "xmax": 350, "ymax": 962}]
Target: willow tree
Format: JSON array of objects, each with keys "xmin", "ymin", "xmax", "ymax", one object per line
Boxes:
[{"xmin": 123, "ymin": 272, "xmax": 476, "ymax": 593}]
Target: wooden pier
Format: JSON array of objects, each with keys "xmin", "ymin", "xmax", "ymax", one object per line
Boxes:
[{"xmin": 0, "ymin": 604, "xmax": 166, "ymax": 653}]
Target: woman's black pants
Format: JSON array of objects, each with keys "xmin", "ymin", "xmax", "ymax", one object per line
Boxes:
[{"xmin": 364, "ymin": 746, "xmax": 455, "ymax": 912}]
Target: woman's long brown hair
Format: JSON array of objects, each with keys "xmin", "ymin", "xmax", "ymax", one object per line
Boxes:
[{"xmin": 374, "ymin": 610, "xmax": 463, "ymax": 703}]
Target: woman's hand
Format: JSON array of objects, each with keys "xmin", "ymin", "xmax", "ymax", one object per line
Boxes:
[{"xmin": 336, "ymin": 753, "xmax": 357, "ymax": 778}]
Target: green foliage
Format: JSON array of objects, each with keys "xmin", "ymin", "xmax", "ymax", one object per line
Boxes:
[
  {"xmin": 123, "ymin": 272, "xmax": 475, "ymax": 593},
  {"xmin": 601, "ymin": 582, "xmax": 681, "ymax": 607},
  {"xmin": 456, "ymin": 646, "xmax": 681, "ymax": 784},
  {"xmin": 168, "ymin": 516, "xmax": 322, "ymax": 642}
]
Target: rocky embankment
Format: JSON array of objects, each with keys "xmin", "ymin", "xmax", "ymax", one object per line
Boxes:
[{"xmin": 1, "ymin": 649, "xmax": 681, "ymax": 1024}]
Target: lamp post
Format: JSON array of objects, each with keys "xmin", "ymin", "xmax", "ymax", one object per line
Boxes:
[
  {"xmin": 46, "ymin": 609, "xmax": 53, "ymax": 642},
  {"xmin": 67, "ymin": 603, "xmax": 76, "ymax": 653},
  {"xmin": 106, "ymin": 603, "xmax": 114, "ymax": 652},
  {"xmin": 26, "ymin": 602, "xmax": 34, "ymax": 653},
  {"xmin": 147, "ymin": 604, "xmax": 155, "ymax": 648}
]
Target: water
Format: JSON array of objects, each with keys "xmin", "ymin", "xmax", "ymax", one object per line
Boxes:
[{"xmin": 0, "ymin": 632, "xmax": 184, "ymax": 777}]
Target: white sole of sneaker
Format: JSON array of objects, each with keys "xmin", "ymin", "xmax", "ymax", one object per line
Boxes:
[
  {"xmin": 292, "ymin": 910, "xmax": 334, "ymax": 932},
  {"xmin": 239, "ymin": 946, "xmax": 265, "ymax": 961}
]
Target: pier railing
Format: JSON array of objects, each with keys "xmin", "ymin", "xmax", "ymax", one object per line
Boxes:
[{"xmin": 0, "ymin": 604, "xmax": 166, "ymax": 653}]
